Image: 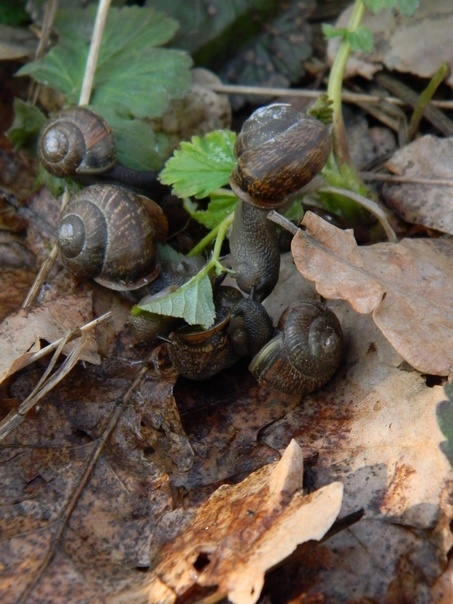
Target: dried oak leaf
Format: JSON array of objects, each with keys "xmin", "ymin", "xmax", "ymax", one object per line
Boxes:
[
  {"xmin": 0, "ymin": 291, "xmax": 101, "ymax": 383},
  {"xmin": 144, "ymin": 440, "xmax": 343, "ymax": 604},
  {"xmin": 383, "ymin": 135, "xmax": 453, "ymax": 235},
  {"xmin": 292, "ymin": 211, "xmax": 453, "ymax": 376}
]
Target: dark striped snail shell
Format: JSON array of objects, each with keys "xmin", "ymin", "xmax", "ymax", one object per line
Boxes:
[
  {"xmin": 57, "ymin": 184, "xmax": 167, "ymax": 291},
  {"xmin": 249, "ymin": 300, "xmax": 343, "ymax": 395},
  {"xmin": 38, "ymin": 107, "xmax": 117, "ymax": 178}
]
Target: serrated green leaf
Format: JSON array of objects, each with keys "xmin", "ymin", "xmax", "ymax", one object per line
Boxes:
[
  {"xmin": 321, "ymin": 24, "xmax": 346, "ymax": 40},
  {"xmin": 93, "ymin": 47, "xmax": 191, "ymax": 119},
  {"xmin": 346, "ymin": 27, "xmax": 374, "ymax": 54},
  {"xmin": 7, "ymin": 99, "xmax": 46, "ymax": 152},
  {"xmin": 136, "ymin": 273, "xmax": 215, "ymax": 329},
  {"xmin": 184, "ymin": 191, "xmax": 237, "ymax": 230},
  {"xmin": 160, "ymin": 130, "xmax": 237, "ymax": 199},
  {"xmin": 19, "ymin": 38, "xmax": 88, "ymax": 102}
]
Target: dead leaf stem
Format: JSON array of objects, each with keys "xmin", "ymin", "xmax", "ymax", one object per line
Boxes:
[{"xmin": 79, "ymin": 0, "xmax": 112, "ymax": 106}]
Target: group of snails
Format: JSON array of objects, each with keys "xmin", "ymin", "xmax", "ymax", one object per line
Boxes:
[{"xmin": 38, "ymin": 103, "xmax": 344, "ymax": 396}]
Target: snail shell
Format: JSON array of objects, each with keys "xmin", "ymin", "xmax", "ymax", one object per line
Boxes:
[
  {"xmin": 229, "ymin": 200, "xmax": 280, "ymax": 301},
  {"xmin": 230, "ymin": 103, "xmax": 331, "ymax": 209},
  {"xmin": 249, "ymin": 300, "xmax": 343, "ymax": 395},
  {"xmin": 57, "ymin": 184, "xmax": 167, "ymax": 291},
  {"xmin": 168, "ymin": 316, "xmax": 238, "ymax": 380},
  {"xmin": 38, "ymin": 107, "xmax": 117, "ymax": 177}
]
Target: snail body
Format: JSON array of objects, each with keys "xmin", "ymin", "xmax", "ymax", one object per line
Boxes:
[
  {"xmin": 229, "ymin": 200, "xmax": 280, "ymax": 301},
  {"xmin": 57, "ymin": 184, "xmax": 167, "ymax": 291},
  {"xmin": 249, "ymin": 300, "xmax": 343, "ymax": 395},
  {"xmin": 230, "ymin": 103, "xmax": 331, "ymax": 209},
  {"xmin": 38, "ymin": 107, "xmax": 117, "ymax": 178},
  {"xmin": 227, "ymin": 296, "xmax": 274, "ymax": 357}
]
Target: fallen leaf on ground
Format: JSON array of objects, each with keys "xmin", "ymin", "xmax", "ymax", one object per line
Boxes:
[
  {"xmin": 0, "ymin": 291, "xmax": 102, "ymax": 383},
  {"xmin": 291, "ymin": 211, "xmax": 453, "ymax": 375},
  {"xmin": 144, "ymin": 440, "xmax": 343, "ymax": 604},
  {"xmin": 383, "ymin": 135, "xmax": 453, "ymax": 235},
  {"xmin": 327, "ymin": 0, "xmax": 453, "ymax": 88}
]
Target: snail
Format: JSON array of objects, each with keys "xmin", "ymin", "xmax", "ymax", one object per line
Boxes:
[
  {"xmin": 249, "ymin": 300, "xmax": 344, "ymax": 395},
  {"xmin": 167, "ymin": 315, "xmax": 239, "ymax": 380},
  {"xmin": 228, "ymin": 104, "xmax": 331, "ymax": 301},
  {"xmin": 38, "ymin": 107, "xmax": 117, "ymax": 178},
  {"xmin": 38, "ymin": 107, "xmax": 163, "ymax": 194},
  {"xmin": 57, "ymin": 184, "xmax": 168, "ymax": 291},
  {"xmin": 230, "ymin": 103, "xmax": 331, "ymax": 209}
]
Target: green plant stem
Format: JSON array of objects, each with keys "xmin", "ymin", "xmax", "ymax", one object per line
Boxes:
[
  {"xmin": 327, "ymin": 0, "xmax": 365, "ymax": 165},
  {"xmin": 187, "ymin": 212, "xmax": 234, "ymax": 259},
  {"xmin": 408, "ymin": 61, "xmax": 448, "ymax": 140}
]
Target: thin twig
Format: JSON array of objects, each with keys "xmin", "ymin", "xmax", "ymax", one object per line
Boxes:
[
  {"xmin": 79, "ymin": 0, "xmax": 112, "ymax": 105},
  {"xmin": 0, "ymin": 311, "xmax": 111, "ymax": 441},
  {"xmin": 361, "ymin": 172, "xmax": 453, "ymax": 187},
  {"xmin": 208, "ymin": 83, "xmax": 453, "ymax": 110},
  {"xmin": 22, "ymin": 188, "xmax": 70, "ymax": 309},
  {"xmin": 18, "ymin": 311, "xmax": 112, "ymax": 369}
]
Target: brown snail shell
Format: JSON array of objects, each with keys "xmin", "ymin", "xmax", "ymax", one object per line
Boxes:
[
  {"xmin": 249, "ymin": 300, "xmax": 343, "ymax": 395},
  {"xmin": 230, "ymin": 103, "xmax": 331, "ymax": 209},
  {"xmin": 38, "ymin": 107, "xmax": 117, "ymax": 178},
  {"xmin": 168, "ymin": 316, "xmax": 238, "ymax": 380},
  {"xmin": 229, "ymin": 200, "xmax": 280, "ymax": 301},
  {"xmin": 57, "ymin": 184, "xmax": 167, "ymax": 291}
]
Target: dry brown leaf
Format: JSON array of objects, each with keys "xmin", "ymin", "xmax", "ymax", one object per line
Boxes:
[
  {"xmin": 291, "ymin": 211, "xmax": 453, "ymax": 375},
  {"xmin": 384, "ymin": 135, "xmax": 453, "ymax": 235},
  {"xmin": 0, "ymin": 292, "xmax": 102, "ymax": 383},
  {"xmin": 144, "ymin": 440, "xmax": 343, "ymax": 604},
  {"xmin": 327, "ymin": 0, "xmax": 453, "ymax": 88}
]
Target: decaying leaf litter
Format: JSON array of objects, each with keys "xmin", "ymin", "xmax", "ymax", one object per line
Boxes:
[{"xmin": 1, "ymin": 1, "xmax": 453, "ymax": 603}]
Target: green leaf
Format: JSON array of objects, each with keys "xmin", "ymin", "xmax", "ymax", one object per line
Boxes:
[
  {"xmin": 160, "ymin": 130, "xmax": 237, "ymax": 199},
  {"xmin": 7, "ymin": 99, "xmax": 46, "ymax": 152},
  {"xmin": 184, "ymin": 191, "xmax": 237, "ymax": 230},
  {"xmin": 321, "ymin": 24, "xmax": 347, "ymax": 40},
  {"xmin": 437, "ymin": 382, "xmax": 453, "ymax": 468},
  {"xmin": 136, "ymin": 273, "xmax": 215, "ymax": 329},
  {"xmin": 94, "ymin": 105, "xmax": 169, "ymax": 171},
  {"xmin": 346, "ymin": 27, "xmax": 374, "ymax": 54}
]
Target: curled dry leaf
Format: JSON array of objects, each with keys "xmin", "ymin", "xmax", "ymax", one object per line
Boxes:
[
  {"xmin": 292, "ymin": 211, "xmax": 453, "ymax": 376},
  {"xmin": 144, "ymin": 440, "xmax": 343, "ymax": 604},
  {"xmin": 383, "ymin": 135, "xmax": 453, "ymax": 235},
  {"xmin": 327, "ymin": 0, "xmax": 453, "ymax": 88},
  {"xmin": 0, "ymin": 292, "xmax": 101, "ymax": 383}
]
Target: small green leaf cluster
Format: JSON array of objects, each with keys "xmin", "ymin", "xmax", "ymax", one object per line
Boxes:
[
  {"xmin": 135, "ymin": 130, "xmax": 239, "ymax": 328},
  {"xmin": 322, "ymin": 0, "xmax": 420, "ymax": 55}
]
